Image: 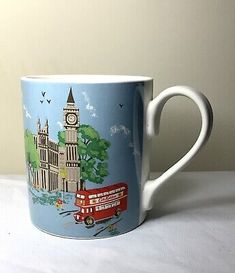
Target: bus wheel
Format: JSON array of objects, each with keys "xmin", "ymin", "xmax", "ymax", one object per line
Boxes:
[
  {"xmin": 115, "ymin": 208, "xmax": 121, "ymax": 217},
  {"xmin": 84, "ymin": 216, "xmax": 94, "ymax": 226}
]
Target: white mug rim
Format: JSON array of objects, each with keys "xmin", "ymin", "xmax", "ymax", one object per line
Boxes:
[{"xmin": 21, "ymin": 74, "xmax": 153, "ymax": 84}]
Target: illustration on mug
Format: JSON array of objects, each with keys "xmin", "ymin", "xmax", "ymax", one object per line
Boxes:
[{"xmin": 24, "ymin": 88, "xmax": 128, "ymax": 236}]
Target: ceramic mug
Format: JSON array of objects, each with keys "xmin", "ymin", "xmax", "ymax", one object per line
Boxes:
[{"xmin": 21, "ymin": 75, "xmax": 213, "ymax": 239}]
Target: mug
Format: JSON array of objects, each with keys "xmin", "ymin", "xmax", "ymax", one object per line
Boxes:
[{"xmin": 21, "ymin": 75, "xmax": 213, "ymax": 239}]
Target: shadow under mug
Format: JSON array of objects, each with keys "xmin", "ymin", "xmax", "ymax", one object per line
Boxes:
[{"xmin": 21, "ymin": 75, "xmax": 213, "ymax": 239}]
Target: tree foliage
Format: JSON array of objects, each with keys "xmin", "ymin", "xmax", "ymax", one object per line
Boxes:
[
  {"xmin": 24, "ymin": 129, "xmax": 39, "ymax": 171},
  {"xmin": 58, "ymin": 125, "xmax": 110, "ymax": 185},
  {"xmin": 58, "ymin": 131, "xmax": 65, "ymax": 147}
]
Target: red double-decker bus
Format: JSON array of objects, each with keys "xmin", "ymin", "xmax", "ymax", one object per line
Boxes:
[{"xmin": 73, "ymin": 182, "xmax": 128, "ymax": 225}]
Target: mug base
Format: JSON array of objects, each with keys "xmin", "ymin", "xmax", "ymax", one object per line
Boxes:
[{"xmin": 31, "ymin": 217, "xmax": 147, "ymax": 240}]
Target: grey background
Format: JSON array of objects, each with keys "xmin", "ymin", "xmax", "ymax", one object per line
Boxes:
[{"xmin": 0, "ymin": 0, "xmax": 234, "ymax": 174}]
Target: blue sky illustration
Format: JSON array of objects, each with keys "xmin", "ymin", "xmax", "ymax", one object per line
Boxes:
[{"xmin": 22, "ymin": 81, "xmax": 145, "ymax": 234}]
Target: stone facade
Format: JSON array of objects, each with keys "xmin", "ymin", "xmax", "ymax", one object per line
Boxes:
[{"xmin": 32, "ymin": 88, "xmax": 81, "ymax": 192}]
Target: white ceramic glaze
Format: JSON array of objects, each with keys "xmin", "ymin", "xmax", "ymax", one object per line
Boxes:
[{"xmin": 142, "ymin": 86, "xmax": 213, "ymax": 213}]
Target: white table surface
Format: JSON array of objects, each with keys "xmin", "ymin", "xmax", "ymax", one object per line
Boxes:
[{"xmin": 1, "ymin": 172, "xmax": 235, "ymax": 273}]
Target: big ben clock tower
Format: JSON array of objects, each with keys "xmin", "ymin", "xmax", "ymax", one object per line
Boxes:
[{"xmin": 63, "ymin": 87, "xmax": 81, "ymax": 192}]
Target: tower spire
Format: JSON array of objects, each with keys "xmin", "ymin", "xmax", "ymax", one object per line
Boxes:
[
  {"xmin": 44, "ymin": 118, "xmax": 49, "ymax": 134},
  {"xmin": 37, "ymin": 118, "xmax": 41, "ymax": 131},
  {"xmin": 67, "ymin": 87, "xmax": 75, "ymax": 103}
]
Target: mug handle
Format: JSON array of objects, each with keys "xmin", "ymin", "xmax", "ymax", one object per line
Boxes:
[{"xmin": 143, "ymin": 86, "xmax": 213, "ymax": 210}]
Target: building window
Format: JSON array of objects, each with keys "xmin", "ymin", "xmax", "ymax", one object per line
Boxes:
[
  {"xmin": 71, "ymin": 146, "xmax": 74, "ymax": 160},
  {"xmin": 69, "ymin": 146, "xmax": 72, "ymax": 160},
  {"xmin": 51, "ymin": 172, "xmax": 53, "ymax": 191},
  {"xmin": 49, "ymin": 172, "xmax": 51, "ymax": 191},
  {"xmin": 44, "ymin": 170, "xmax": 46, "ymax": 189},
  {"xmin": 41, "ymin": 149, "xmax": 46, "ymax": 161},
  {"xmin": 52, "ymin": 151, "xmax": 54, "ymax": 165},
  {"xmin": 40, "ymin": 137, "xmax": 46, "ymax": 145},
  {"xmin": 55, "ymin": 173, "xmax": 58, "ymax": 189},
  {"xmin": 41, "ymin": 170, "xmax": 44, "ymax": 189},
  {"xmin": 41, "ymin": 170, "xmax": 43, "ymax": 186},
  {"xmin": 52, "ymin": 172, "xmax": 54, "ymax": 191}
]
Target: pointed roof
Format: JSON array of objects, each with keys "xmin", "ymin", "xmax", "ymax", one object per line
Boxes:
[
  {"xmin": 37, "ymin": 118, "xmax": 41, "ymax": 130},
  {"xmin": 67, "ymin": 87, "xmax": 75, "ymax": 103}
]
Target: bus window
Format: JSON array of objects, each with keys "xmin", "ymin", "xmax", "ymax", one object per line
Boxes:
[
  {"xmin": 89, "ymin": 194, "xmax": 97, "ymax": 199},
  {"xmin": 95, "ymin": 205, "xmax": 105, "ymax": 211},
  {"xmin": 105, "ymin": 203, "xmax": 111, "ymax": 209}
]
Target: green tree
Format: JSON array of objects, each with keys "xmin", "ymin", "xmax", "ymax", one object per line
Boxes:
[
  {"xmin": 58, "ymin": 130, "xmax": 65, "ymax": 147},
  {"xmin": 24, "ymin": 129, "xmax": 40, "ymax": 183},
  {"xmin": 58, "ymin": 125, "xmax": 110, "ymax": 188}
]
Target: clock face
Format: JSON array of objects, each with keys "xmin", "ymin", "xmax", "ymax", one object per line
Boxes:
[{"xmin": 66, "ymin": 113, "xmax": 77, "ymax": 125}]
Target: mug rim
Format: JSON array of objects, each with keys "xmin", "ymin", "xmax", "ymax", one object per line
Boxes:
[{"xmin": 21, "ymin": 74, "xmax": 153, "ymax": 84}]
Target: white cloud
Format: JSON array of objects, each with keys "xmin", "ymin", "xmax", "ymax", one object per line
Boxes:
[
  {"xmin": 23, "ymin": 105, "xmax": 31, "ymax": 119},
  {"xmin": 82, "ymin": 92, "xmax": 98, "ymax": 118},
  {"xmin": 110, "ymin": 125, "xmax": 130, "ymax": 136},
  {"xmin": 57, "ymin": 121, "xmax": 63, "ymax": 129},
  {"xmin": 110, "ymin": 125, "xmax": 140, "ymax": 155}
]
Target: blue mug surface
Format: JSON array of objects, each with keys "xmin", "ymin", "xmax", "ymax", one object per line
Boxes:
[{"xmin": 21, "ymin": 75, "xmax": 213, "ymax": 239}]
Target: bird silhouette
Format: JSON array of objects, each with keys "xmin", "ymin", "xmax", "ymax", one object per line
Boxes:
[
  {"xmin": 40, "ymin": 100, "xmax": 43, "ymax": 104},
  {"xmin": 119, "ymin": 104, "xmax": 124, "ymax": 108},
  {"xmin": 47, "ymin": 99, "xmax": 51, "ymax": 104},
  {"xmin": 41, "ymin": 91, "xmax": 46, "ymax": 97}
]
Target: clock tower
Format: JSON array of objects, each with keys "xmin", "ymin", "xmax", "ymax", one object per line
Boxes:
[{"xmin": 63, "ymin": 87, "xmax": 81, "ymax": 192}]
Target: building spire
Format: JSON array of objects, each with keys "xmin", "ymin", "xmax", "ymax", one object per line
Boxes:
[
  {"xmin": 67, "ymin": 87, "xmax": 75, "ymax": 103},
  {"xmin": 44, "ymin": 118, "xmax": 49, "ymax": 134},
  {"xmin": 37, "ymin": 118, "xmax": 41, "ymax": 131}
]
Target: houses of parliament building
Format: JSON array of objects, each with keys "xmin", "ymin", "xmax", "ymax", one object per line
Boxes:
[{"xmin": 32, "ymin": 88, "xmax": 82, "ymax": 192}]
